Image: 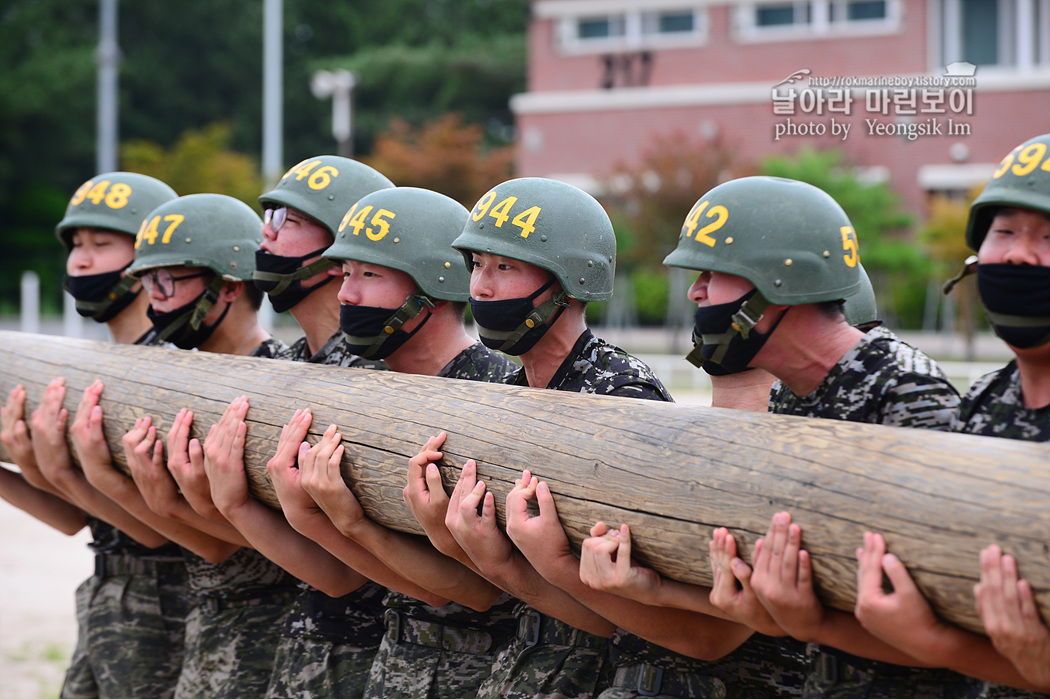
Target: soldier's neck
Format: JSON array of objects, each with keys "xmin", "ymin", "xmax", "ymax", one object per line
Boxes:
[{"xmin": 106, "ymin": 293, "xmax": 153, "ymax": 345}]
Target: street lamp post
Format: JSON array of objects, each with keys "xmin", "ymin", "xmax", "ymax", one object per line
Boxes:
[{"xmin": 311, "ymin": 69, "xmax": 357, "ymax": 157}]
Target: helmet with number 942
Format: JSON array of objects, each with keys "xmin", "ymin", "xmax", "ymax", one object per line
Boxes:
[
  {"xmin": 324, "ymin": 187, "xmax": 471, "ymax": 302},
  {"xmin": 663, "ymin": 176, "xmax": 862, "ymax": 305},
  {"xmin": 452, "ymin": 177, "xmax": 616, "ymax": 302},
  {"xmin": 967, "ymin": 133, "xmax": 1050, "ymax": 251},
  {"xmin": 128, "ymin": 194, "xmax": 262, "ymax": 281},
  {"xmin": 259, "ymin": 156, "xmax": 394, "ymax": 235},
  {"xmin": 56, "ymin": 172, "xmax": 178, "ymax": 251}
]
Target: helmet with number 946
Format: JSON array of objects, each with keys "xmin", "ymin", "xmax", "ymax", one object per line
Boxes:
[
  {"xmin": 967, "ymin": 133, "xmax": 1050, "ymax": 251},
  {"xmin": 259, "ymin": 156, "xmax": 394, "ymax": 235},
  {"xmin": 128, "ymin": 194, "xmax": 262, "ymax": 281},
  {"xmin": 663, "ymin": 176, "xmax": 862, "ymax": 305},
  {"xmin": 452, "ymin": 177, "xmax": 616, "ymax": 302},
  {"xmin": 56, "ymin": 172, "xmax": 178, "ymax": 251},
  {"xmin": 324, "ymin": 187, "xmax": 471, "ymax": 302}
]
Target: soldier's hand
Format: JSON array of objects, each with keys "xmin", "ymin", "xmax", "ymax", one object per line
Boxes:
[
  {"xmin": 71, "ymin": 381, "xmax": 121, "ymax": 491},
  {"xmin": 506, "ymin": 473, "xmax": 573, "ymax": 578},
  {"xmin": 203, "ymin": 396, "xmax": 251, "ymax": 514},
  {"xmin": 1, "ymin": 384, "xmax": 38, "ymax": 469},
  {"xmin": 403, "ymin": 432, "xmax": 458, "ymax": 553},
  {"xmin": 445, "ymin": 459, "xmax": 513, "ymax": 574},
  {"xmin": 299, "ymin": 424, "xmax": 364, "ymax": 536},
  {"xmin": 166, "ymin": 409, "xmax": 222, "ymax": 521},
  {"xmin": 579, "ymin": 522, "xmax": 661, "ymax": 603},
  {"xmin": 269, "ymin": 409, "xmax": 322, "ymax": 518},
  {"xmin": 750, "ymin": 512, "xmax": 826, "ymax": 642},
  {"xmin": 30, "ymin": 378, "xmax": 76, "ymax": 484},
  {"xmin": 708, "ymin": 527, "xmax": 783, "ymax": 636},
  {"xmin": 124, "ymin": 417, "xmax": 180, "ymax": 517}
]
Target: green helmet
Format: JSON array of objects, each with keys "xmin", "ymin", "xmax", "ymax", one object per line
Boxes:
[
  {"xmin": 663, "ymin": 176, "xmax": 861, "ymax": 305},
  {"xmin": 128, "ymin": 194, "xmax": 262, "ymax": 281},
  {"xmin": 259, "ymin": 156, "xmax": 394, "ymax": 235},
  {"xmin": 844, "ymin": 263, "xmax": 879, "ymax": 328},
  {"xmin": 966, "ymin": 133, "xmax": 1050, "ymax": 251},
  {"xmin": 452, "ymin": 177, "xmax": 616, "ymax": 302},
  {"xmin": 56, "ymin": 172, "xmax": 178, "ymax": 251},
  {"xmin": 325, "ymin": 187, "xmax": 470, "ymax": 302}
]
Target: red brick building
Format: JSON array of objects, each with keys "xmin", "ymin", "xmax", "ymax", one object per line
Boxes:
[{"xmin": 512, "ymin": 0, "xmax": 1050, "ymax": 211}]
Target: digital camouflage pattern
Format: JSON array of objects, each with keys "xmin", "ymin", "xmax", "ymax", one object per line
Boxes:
[
  {"xmin": 768, "ymin": 326, "xmax": 977, "ymax": 698},
  {"xmin": 950, "ymin": 362, "xmax": 1050, "ymax": 699},
  {"xmin": 250, "ymin": 336, "xmax": 289, "ymax": 359},
  {"xmin": 361, "ymin": 344, "xmax": 518, "ymax": 698},
  {"xmin": 266, "ymin": 330, "xmax": 386, "ymax": 698},
  {"xmin": 61, "ymin": 328, "xmax": 188, "ymax": 699},
  {"xmin": 951, "ymin": 361, "xmax": 1050, "ymax": 441},
  {"xmin": 602, "ymin": 631, "xmax": 808, "ymax": 699},
  {"xmin": 769, "ymin": 326, "xmax": 959, "ymax": 430},
  {"xmin": 266, "ymin": 582, "xmax": 386, "ymax": 699},
  {"xmin": 508, "ymin": 330, "xmax": 672, "ymax": 401},
  {"xmin": 274, "ymin": 329, "xmax": 387, "ymax": 369}
]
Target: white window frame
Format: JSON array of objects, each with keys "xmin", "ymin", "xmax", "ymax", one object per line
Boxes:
[
  {"xmin": 935, "ymin": 0, "xmax": 1050, "ymax": 72},
  {"xmin": 553, "ymin": 3, "xmax": 709, "ymax": 55},
  {"xmin": 735, "ymin": 0, "xmax": 901, "ymax": 43}
]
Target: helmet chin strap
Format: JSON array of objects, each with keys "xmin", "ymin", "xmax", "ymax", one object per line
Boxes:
[
  {"xmin": 686, "ymin": 292, "xmax": 772, "ymax": 367},
  {"xmin": 349, "ymin": 293, "xmax": 436, "ymax": 357},
  {"xmin": 486, "ymin": 290, "xmax": 570, "ymax": 353}
]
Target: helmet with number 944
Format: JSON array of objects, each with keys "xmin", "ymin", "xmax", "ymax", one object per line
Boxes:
[
  {"xmin": 452, "ymin": 177, "xmax": 616, "ymax": 302},
  {"xmin": 967, "ymin": 133, "xmax": 1050, "ymax": 251}
]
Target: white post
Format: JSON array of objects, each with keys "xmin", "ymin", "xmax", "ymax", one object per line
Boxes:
[
  {"xmin": 63, "ymin": 289, "xmax": 85, "ymax": 338},
  {"xmin": 20, "ymin": 272, "xmax": 40, "ymax": 335}
]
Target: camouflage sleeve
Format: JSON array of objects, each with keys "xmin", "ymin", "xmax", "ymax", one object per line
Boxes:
[
  {"xmin": 605, "ymin": 380, "xmax": 673, "ymax": 403},
  {"xmin": 879, "ymin": 372, "xmax": 960, "ymax": 431}
]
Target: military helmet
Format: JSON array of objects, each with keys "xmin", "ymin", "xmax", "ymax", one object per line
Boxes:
[
  {"xmin": 663, "ymin": 176, "xmax": 861, "ymax": 305},
  {"xmin": 967, "ymin": 133, "xmax": 1050, "ymax": 251},
  {"xmin": 324, "ymin": 187, "xmax": 470, "ymax": 302},
  {"xmin": 843, "ymin": 263, "xmax": 879, "ymax": 327},
  {"xmin": 452, "ymin": 177, "xmax": 616, "ymax": 302},
  {"xmin": 128, "ymin": 194, "xmax": 262, "ymax": 281},
  {"xmin": 259, "ymin": 156, "xmax": 394, "ymax": 235},
  {"xmin": 56, "ymin": 172, "xmax": 178, "ymax": 251}
]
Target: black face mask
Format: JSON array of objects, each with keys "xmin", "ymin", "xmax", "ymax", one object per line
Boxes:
[
  {"xmin": 688, "ymin": 288, "xmax": 783, "ymax": 374},
  {"xmin": 147, "ymin": 287, "xmax": 230, "ymax": 350},
  {"xmin": 63, "ymin": 268, "xmax": 141, "ymax": 322},
  {"xmin": 977, "ymin": 263, "xmax": 1050, "ymax": 348},
  {"xmin": 339, "ymin": 297, "xmax": 433, "ymax": 360},
  {"xmin": 469, "ymin": 279, "xmax": 567, "ymax": 356},
  {"xmin": 253, "ymin": 247, "xmax": 335, "ymax": 313}
]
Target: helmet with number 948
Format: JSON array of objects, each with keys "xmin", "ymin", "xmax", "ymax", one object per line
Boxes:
[
  {"xmin": 259, "ymin": 156, "xmax": 394, "ymax": 235},
  {"xmin": 452, "ymin": 177, "xmax": 616, "ymax": 302},
  {"xmin": 324, "ymin": 187, "xmax": 471, "ymax": 302},
  {"xmin": 967, "ymin": 133, "xmax": 1050, "ymax": 251},
  {"xmin": 56, "ymin": 172, "xmax": 178, "ymax": 251},
  {"xmin": 128, "ymin": 194, "xmax": 262, "ymax": 281},
  {"xmin": 663, "ymin": 176, "xmax": 862, "ymax": 305}
]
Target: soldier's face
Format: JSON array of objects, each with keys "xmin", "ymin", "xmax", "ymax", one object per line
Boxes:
[
  {"xmin": 66, "ymin": 228, "xmax": 135, "ymax": 277},
  {"xmin": 337, "ymin": 260, "xmax": 416, "ymax": 308},
  {"xmin": 978, "ymin": 207, "xmax": 1050, "ymax": 267},
  {"xmin": 469, "ymin": 252, "xmax": 555, "ymax": 303},
  {"xmin": 690, "ymin": 271, "xmax": 755, "ymax": 307},
  {"xmin": 143, "ymin": 265, "xmax": 210, "ymax": 314},
  {"xmin": 260, "ymin": 207, "xmax": 334, "ymax": 287}
]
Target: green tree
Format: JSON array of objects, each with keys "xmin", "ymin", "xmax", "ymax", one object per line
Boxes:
[
  {"xmin": 759, "ymin": 148, "xmax": 924, "ymax": 327},
  {"xmin": 920, "ymin": 191, "xmax": 981, "ymax": 357}
]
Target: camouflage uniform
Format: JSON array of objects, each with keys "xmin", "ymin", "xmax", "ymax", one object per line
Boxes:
[
  {"xmin": 951, "ymin": 363, "xmax": 1050, "ymax": 699},
  {"xmin": 768, "ymin": 327, "xmax": 980, "ymax": 699},
  {"xmin": 173, "ymin": 337, "xmax": 301, "ymax": 699},
  {"xmin": 266, "ymin": 330, "xmax": 386, "ymax": 699},
  {"xmin": 600, "ymin": 630, "xmax": 810, "ymax": 699},
  {"xmin": 61, "ymin": 329, "xmax": 189, "ymax": 699},
  {"xmin": 274, "ymin": 329, "xmax": 387, "ymax": 369},
  {"xmin": 479, "ymin": 330, "xmax": 671, "ymax": 699},
  {"xmin": 362, "ymin": 342, "xmax": 520, "ymax": 699},
  {"xmin": 769, "ymin": 326, "xmax": 960, "ymax": 429}
]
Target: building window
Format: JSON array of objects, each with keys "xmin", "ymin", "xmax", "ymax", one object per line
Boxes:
[
  {"xmin": 556, "ymin": 5, "xmax": 707, "ymax": 54},
  {"xmin": 936, "ymin": 0, "xmax": 1050, "ymax": 70},
  {"xmin": 737, "ymin": 0, "xmax": 899, "ymax": 41}
]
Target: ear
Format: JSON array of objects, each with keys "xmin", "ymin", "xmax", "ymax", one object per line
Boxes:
[{"xmin": 219, "ymin": 280, "xmax": 243, "ymax": 303}]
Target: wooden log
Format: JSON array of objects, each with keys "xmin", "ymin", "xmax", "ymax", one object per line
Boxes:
[{"xmin": 1, "ymin": 329, "xmax": 1048, "ymax": 634}]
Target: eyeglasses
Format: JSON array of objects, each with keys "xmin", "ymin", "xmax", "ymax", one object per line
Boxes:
[
  {"xmin": 140, "ymin": 268, "xmax": 209, "ymax": 299},
  {"xmin": 263, "ymin": 206, "xmax": 289, "ymax": 233}
]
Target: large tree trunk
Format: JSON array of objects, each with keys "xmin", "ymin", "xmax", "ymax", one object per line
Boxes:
[{"xmin": 1, "ymin": 330, "xmax": 1046, "ymax": 634}]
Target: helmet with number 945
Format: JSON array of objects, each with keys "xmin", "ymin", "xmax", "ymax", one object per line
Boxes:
[
  {"xmin": 56, "ymin": 172, "xmax": 178, "ymax": 251},
  {"xmin": 128, "ymin": 194, "xmax": 262, "ymax": 281},
  {"xmin": 452, "ymin": 177, "xmax": 616, "ymax": 302},
  {"xmin": 663, "ymin": 176, "xmax": 861, "ymax": 305},
  {"xmin": 967, "ymin": 132, "xmax": 1050, "ymax": 251}
]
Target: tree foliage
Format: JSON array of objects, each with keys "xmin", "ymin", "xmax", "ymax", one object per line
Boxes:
[{"xmin": 364, "ymin": 114, "xmax": 513, "ymax": 208}]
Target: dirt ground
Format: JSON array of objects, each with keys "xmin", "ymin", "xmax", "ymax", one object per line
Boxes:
[{"xmin": 0, "ymin": 498, "xmax": 93, "ymax": 699}]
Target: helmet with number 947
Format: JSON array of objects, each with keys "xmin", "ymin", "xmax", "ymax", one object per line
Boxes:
[
  {"xmin": 967, "ymin": 133, "xmax": 1050, "ymax": 251},
  {"xmin": 128, "ymin": 194, "xmax": 262, "ymax": 281},
  {"xmin": 56, "ymin": 172, "xmax": 178, "ymax": 251},
  {"xmin": 259, "ymin": 156, "xmax": 394, "ymax": 235},
  {"xmin": 452, "ymin": 177, "xmax": 616, "ymax": 302},
  {"xmin": 663, "ymin": 176, "xmax": 862, "ymax": 305}
]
